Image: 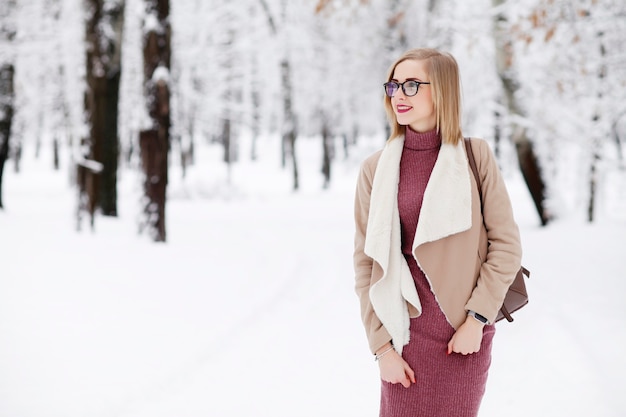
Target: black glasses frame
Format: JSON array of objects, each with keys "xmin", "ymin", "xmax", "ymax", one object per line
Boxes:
[{"xmin": 383, "ymin": 80, "xmax": 431, "ymax": 97}]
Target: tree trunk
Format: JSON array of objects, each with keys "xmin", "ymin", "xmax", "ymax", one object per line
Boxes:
[
  {"xmin": 219, "ymin": 22, "xmax": 237, "ymax": 172},
  {"xmin": 250, "ymin": 52, "xmax": 261, "ymax": 162},
  {"xmin": 140, "ymin": 0, "xmax": 171, "ymax": 242},
  {"xmin": 493, "ymin": 106, "xmax": 502, "ymax": 159},
  {"xmin": 587, "ymin": 30, "xmax": 607, "ymax": 223},
  {"xmin": 492, "ymin": 0, "xmax": 550, "ymax": 226},
  {"xmin": 12, "ymin": 141, "xmax": 20, "ymax": 173},
  {"xmin": 75, "ymin": 152, "xmax": 103, "ymax": 231},
  {"xmin": 280, "ymin": 59, "xmax": 298, "ymax": 190},
  {"xmin": 0, "ymin": 132, "xmax": 8, "ymax": 211},
  {"xmin": 86, "ymin": 69, "xmax": 122, "ymax": 216},
  {"xmin": 84, "ymin": 0, "xmax": 124, "ymax": 218},
  {"xmin": 321, "ymin": 118, "xmax": 333, "ymax": 189},
  {"xmin": 587, "ymin": 146, "xmax": 600, "ymax": 222},
  {"xmin": 0, "ymin": 0, "xmax": 16, "ymax": 210},
  {"xmin": 0, "ymin": 64, "xmax": 14, "ymax": 210},
  {"xmin": 53, "ymin": 138, "xmax": 60, "ymax": 170},
  {"xmin": 258, "ymin": 0, "xmax": 299, "ymax": 190},
  {"xmin": 139, "ymin": 129, "xmax": 167, "ymax": 241},
  {"xmin": 222, "ymin": 119, "xmax": 233, "ymax": 165},
  {"xmin": 513, "ymin": 129, "xmax": 548, "ymax": 225},
  {"xmin": 611, "ymin": 112, "xmax": 625, "ymax": 169}
]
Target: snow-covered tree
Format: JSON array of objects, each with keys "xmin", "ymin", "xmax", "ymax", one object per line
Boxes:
[
  {"xmin": 82, "ymin": 0, "xmax": 125, "ymax": 223},
  {"xmin": 256, "ymin": 0, "xmax": 301, "ymax": 190},
  {"xmin": 138, "ymin": 0, "xmax": 170, "ymax": 242},
  {"xmin": 491, "ymin": 0, "xmax": 550, "ymax": 225},
  {"xmin": 0, "ymin": 0, "xmax": 16, "ymax": 209},
  {"xmin": 492, "ymin": 0, "xmax": 626, "ymax": 222},
  {"xmin": 5, "ymin": 0, "xmax": 625, "ymax": 235}
]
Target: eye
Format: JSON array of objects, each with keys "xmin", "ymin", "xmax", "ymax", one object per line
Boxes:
[
  {"xmin": 383, "ymin": 82, "xmax": 399, "ymax": 97},
  {"xmin": 404, "ymin": 81, "xmax": 419, "ymax": 95}
]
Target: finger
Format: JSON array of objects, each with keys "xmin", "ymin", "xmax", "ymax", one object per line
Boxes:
[
  {"xmin": 406, "ymin": 367, "xmax": 415, "ymax": 384},
  {"xmin": 447, "ymin": 340, "xmax": 453, "ymax": 355},
  {"xmin": 401, "ymin": 377, "xmax": 410, "ymax": 388}
]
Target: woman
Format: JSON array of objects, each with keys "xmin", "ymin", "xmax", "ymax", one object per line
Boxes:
[{"xmin": 353, "ymin": 48, "xmax": 522, "ymax": 417}]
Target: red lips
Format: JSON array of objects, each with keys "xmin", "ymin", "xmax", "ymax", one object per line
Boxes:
[{"xmin": 396, "ymin": 105, "xmax": 412, "ymax": 114}]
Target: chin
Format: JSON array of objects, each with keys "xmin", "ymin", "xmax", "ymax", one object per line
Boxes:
[
  {"xmin": 394, "ymin": 114, "xmax": 410, "ymax": 124},
  {"xmin": 395, "ymin": 117, "xmax": 415, "ymax": 126}
]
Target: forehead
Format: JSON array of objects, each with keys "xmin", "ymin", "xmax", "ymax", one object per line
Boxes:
[{"xmin": 392, "ymin": 59, "xmax": 429, "ymax": 81}]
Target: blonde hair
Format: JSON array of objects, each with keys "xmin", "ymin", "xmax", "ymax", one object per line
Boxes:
[{"xmin": 383, "ymin": 48, "xmax": 463, "ymax": 145}]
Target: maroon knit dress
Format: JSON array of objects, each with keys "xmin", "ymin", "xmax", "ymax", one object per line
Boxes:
[{"xmin": 379, "ymin": 128, "xmax": 495, "ymax": 417}]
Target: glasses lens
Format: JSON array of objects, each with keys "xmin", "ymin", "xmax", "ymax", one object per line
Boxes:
[
  {"xmin": 384, "ymin": 82, "xmax": 398, "ymax": 97},
  {"xmin": 403, "ymin": 81, "xmax": 419, "ymax": 96}
]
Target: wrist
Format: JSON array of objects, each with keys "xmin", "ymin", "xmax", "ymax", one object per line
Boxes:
[
  {"xmin": 375, "ymin": 342, "xmax": 393, "ymax": 356},
  {"xmin": 374, "ymin": 344, "xmax": 395, "ymax": 361}
]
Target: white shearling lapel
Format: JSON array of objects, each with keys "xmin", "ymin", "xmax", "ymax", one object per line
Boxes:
[
  {"xmin": 412, "ymin": 140, "xmax": 472, "ymax": 251},
  {"xmin": 364, "ymin": 136, "xmax": 421, "ymax": 354},
  {"xmin": 363, "ymin": 137, "xmax": 403, "ymax": 265}
]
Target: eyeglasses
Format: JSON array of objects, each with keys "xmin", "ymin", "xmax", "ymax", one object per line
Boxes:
[{"xmin": 383, "ymin": 80, "xmax": 430, "ymax": 97}]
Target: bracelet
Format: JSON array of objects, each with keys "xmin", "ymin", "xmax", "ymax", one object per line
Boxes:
[{"xmin": 374, "ymin": 346, "xmax": 395, "ymax": 361}]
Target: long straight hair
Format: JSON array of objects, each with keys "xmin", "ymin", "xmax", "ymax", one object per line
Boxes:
[{"xmin": 383, "ymin": 48, "xmax": 463, "ymax": 145}]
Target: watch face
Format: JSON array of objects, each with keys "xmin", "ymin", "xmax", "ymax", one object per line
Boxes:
[{"xmin": 475, "ymin": 312, "xmax": 488, "ymax": 323}]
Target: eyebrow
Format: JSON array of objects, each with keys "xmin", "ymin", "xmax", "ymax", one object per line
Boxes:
[{"xmin": 390, "ymin": 77, "xmax": 425, "ymax": 82}]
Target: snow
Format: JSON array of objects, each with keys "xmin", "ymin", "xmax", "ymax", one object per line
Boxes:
[
  {"xmin": 1, "ymin": 135, "xmax": 625, "ymax": 417},
  {"xmin": 151, "ymin": 66, "xmax": 170, "ymax": 83},
  {"xmin": 142, "ymin": 12, "xmax": 160, "ymax": 35}
]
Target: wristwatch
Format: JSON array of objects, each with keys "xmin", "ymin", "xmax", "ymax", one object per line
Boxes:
[{"xmin": 467, "ymin": 310, "xmax": 489, "ymax": 325}]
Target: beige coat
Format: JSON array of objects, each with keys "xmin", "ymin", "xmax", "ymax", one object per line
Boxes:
[{"xmin": 353, "ymin": 136, "xmax": 522, "ymax": 355}]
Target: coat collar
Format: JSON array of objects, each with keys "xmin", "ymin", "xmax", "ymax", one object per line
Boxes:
[{"xmin": 365, "ymin": 134, "xmax": 472, "ymax": 257}]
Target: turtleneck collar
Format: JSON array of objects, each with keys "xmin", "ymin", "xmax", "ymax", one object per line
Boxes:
[{"xmin": 403, "ymin": 126, "xmax": 441, "ymax": 151}]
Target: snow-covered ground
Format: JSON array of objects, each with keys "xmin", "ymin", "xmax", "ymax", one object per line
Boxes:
[{"xmin": 1, "ymin": 136, "xmax": 625, "ymax": 417}]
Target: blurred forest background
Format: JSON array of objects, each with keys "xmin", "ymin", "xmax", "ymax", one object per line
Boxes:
[{"xmin": 0, "ymin": 0, "xmax": 625, "ymax": 241}]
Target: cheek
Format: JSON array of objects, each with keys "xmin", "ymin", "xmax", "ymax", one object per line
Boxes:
[
  {"xmin": 419, "ymin": 95, "xmax": 434, "ymax": 112},
  {"xmin": 426, "ymin": 100, "xmax": 435, "ymax": 113},
  {"xmin": 425, "ymin": 90, "xmax": 435, "ymax": 107}
]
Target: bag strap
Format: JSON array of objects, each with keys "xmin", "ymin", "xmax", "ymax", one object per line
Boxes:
[
  {"xmin": 465, "ymin": 137, "xmax": 531, "ymax": 282},
  {"xmin": 464, "ymin": 137, "xmax": 482, "ymax": 206}
]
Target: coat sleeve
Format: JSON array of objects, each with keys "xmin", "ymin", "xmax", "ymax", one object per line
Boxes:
[
  {"xmin": 464, "ymin": 139, "xmax": 523, "ymax": 323},
  {"xmin": 353, "ymin": 153, "xmax": 392, "ymax": 354}
]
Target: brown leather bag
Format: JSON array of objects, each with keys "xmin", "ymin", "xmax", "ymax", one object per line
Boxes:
[{"xmin": 464, "ymin": 138, "xmax": 530, "ymax": 323}]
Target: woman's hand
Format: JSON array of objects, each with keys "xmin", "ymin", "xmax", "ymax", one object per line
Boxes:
[
  {"xmin": 376, "ymin": 344, "xmax": 415, "ymax": 388},
  {"xmin": 447, "ymin": 316, "xmax": 485, "ymax": 355}
]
